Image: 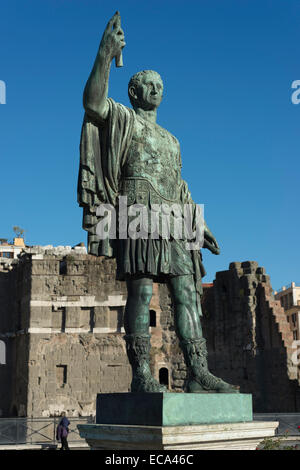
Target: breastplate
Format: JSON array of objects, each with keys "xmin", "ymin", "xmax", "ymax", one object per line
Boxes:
[{"xmin": 122, "ymin": 116, "xmax": 181, "ymax": 204}]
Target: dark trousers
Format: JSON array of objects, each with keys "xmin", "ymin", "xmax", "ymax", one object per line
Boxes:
[{"xmin": 60, "ymin": 436, "xmax": 69, "ymax": 450}]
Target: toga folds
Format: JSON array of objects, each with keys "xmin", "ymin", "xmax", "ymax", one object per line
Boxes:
[{"xmin": 77, "ymin": 98, "xmax": 206, "ymax": 312}]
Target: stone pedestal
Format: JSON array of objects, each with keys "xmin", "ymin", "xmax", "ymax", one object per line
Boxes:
[
  {"xmin": 77, "ymin": 421, "xmax": 279, "ymax": 450},
  {"xmin": 77, "ymin": 393, "xmax": 279, "ymax": 450},
  {"xmin": 95, "ymin": 392, "xmax": 253, "ymax": 426}
]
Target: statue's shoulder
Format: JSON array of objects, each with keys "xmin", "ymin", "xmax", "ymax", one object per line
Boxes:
[
  {"xmin": 169, "ymin": 130, "xmax": 180, "ymax": 148},
  {"xmin": 158, "ymin": 123, "xmax": 180, "ymax": 150},
  {"xmin": 107, "ymin": 98, "xmax": 135, "ymax": 120}
]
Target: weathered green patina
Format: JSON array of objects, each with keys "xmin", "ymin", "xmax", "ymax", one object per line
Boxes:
[
  {"xmin": 78, "ymin": 12, "xmax": 239, "ymax": 394},
  {"xmin": 95, "ymin": 393, "xmax": 252, "ymax": 426}
]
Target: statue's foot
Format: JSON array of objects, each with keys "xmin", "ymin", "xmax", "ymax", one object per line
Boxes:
[
  {"xmin": 180, "ymin": 338, "xmax": 240, "ymax": 394},
  {"xmin": 187, "ymin": 376, "xmax": 240, "ymax": 394},
  {"xmin": 131, "ymin": 374, "xmax": 167, "ymax": 393},
  {"xmin": 186, "ymin": 379, "xmax": 210, "ymax": 393}
]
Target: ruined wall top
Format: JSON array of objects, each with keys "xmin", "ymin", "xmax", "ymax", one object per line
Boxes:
[
  {"xmin": 214, "ymin": 261, "xmax": 269, "ymax": 284},
  {"xmin": 18, "ymin": 245, "xmax": 88, "ymax": 259},
  {"xmin": 0, "ymin": 245, "xmax": 89, "ymax": 272},
  {"xmin": 228, "ymin": 261, "xmax": 265, "ymax": 275}
]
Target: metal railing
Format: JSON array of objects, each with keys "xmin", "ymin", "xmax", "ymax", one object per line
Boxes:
[
  {"xmin": 254, "ymin": 413, "xmax": 300, "ymax": 436},
  {"xmin": 0, "ymin": 416, "xmax": 95, "ymax": 446}
]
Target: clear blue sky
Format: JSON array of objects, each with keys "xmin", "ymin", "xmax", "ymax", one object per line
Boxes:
[{"xmin": 0, "ymin": 0, "xmax": 299, "ymax": 290}]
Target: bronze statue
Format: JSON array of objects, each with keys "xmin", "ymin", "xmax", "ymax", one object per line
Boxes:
[{"xmin": 78, "ymin": 12, "xmax": 239, "ymax": 394}]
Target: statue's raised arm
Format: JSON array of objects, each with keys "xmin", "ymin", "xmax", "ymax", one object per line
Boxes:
[{"xmin": 83, "ymin": 12, "xmax": 125, "ymax": 122}]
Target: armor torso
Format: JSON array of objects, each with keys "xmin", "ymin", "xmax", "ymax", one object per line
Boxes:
[{"xmin": 121, "ymin": 115, "xmax": 182, "ymax": 205}]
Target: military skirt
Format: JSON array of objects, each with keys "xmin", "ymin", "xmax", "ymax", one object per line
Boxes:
[{"xmin": 116, "ymin": 237, "xmax": 196, "ymax": 282}]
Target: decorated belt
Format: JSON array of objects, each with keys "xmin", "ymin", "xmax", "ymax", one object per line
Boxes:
[{"xmin": 121, "ymin": 177, "xmax": 180, "ymax": 206}]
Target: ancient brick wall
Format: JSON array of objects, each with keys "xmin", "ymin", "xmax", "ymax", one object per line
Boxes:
[
  {"xmin": 0, "ymin": 245, "xmax": 174, "ymax": 417},
  {"xmin": 155, "ymin": 261, "xmax": 300, "ymax": 411},
  {"xmin": 0, "ymin": 247, "xmax": 133, "ymax": 417},
  {"xmin": 0, "ymin": 258, "xmax": 31, "ymax": 417},
  {"xmin": 26, "ymin": 249, "xmax": 133, "ymax": 417},
  {"xmin": 156, "ymin": 283, "xmax": 186, "ymax": 391},
  {"xmin": 201, "ymin": 261, "xmax": 300, "ymax": 412},
  {"xmin": 0, "ymin": 265, "xmax": 14, "ymax": 416}
]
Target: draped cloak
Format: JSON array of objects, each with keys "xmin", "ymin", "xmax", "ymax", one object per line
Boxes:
[{"xmin": 77, "ymin": 98, "xmax": 206, "ymax": 312}]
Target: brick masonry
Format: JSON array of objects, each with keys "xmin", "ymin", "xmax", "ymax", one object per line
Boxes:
[{"xmin": 201, "ymin": 261, "xmax": 300, "ymax": 412}]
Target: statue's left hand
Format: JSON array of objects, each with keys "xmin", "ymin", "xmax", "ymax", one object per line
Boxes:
[{"xmin": 204, "ymin": 228, "xmax": 220, "ymax": 255}]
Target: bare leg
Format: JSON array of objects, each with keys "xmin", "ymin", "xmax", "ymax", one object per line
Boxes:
[
  {"xmin": 124, "ymin": 276, "xmax": 166, "ymax": 392},
  {"xmin": 168, "ymin": 275, "xmax": 202, "ymax": 341},
  {"xmin": 168, "ymin": 275, "xmax": 239, "ymax": 393},
  {"xmin": 124, "ymin": 276, "xmax": 153, "ymax": 335}
]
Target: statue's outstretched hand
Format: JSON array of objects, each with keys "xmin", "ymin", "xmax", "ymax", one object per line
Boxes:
[
  {"xmin": 203, "ymin": 227, "xmax": 220, "ymax": 255},
  {"xmin": 100, "ymin": 11, "xmax": 125, "ymax": 63}
]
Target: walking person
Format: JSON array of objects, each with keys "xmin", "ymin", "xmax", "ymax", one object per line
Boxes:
[{"xmin": 56, "ymin": 412, "xmax": 70, "ymax": 450}]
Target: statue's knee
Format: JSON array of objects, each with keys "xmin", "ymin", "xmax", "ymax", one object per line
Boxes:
[
  {"xmin": 130, "ymin": 284, "xmax": 152, "ymax": 306},
  {"xmin": 173, "ymin": 283, "xmax": 195, "ymax": 308},
  {"xmin": 140, "ymin": 285, "xmax": 153, "ymax": 305}
]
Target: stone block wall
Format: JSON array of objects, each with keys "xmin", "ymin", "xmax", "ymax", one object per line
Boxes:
[
  {"xmin": 157, "ymin": 283, "xmax": 186, "ymax": 391},
  {"xmin": 0, "ymin": 246, "xmax": 171, "ymax": 417},
  {"xmin": 0, "ymin": 247, "xmax": 131, "ymax": 417},
  {"xmin": 0, "ymin": 256, "xmax": 31, "ymax": 417},
  {"xmin": 201, "ymin": 261, "xmax": 300, "ymax": 412},
  {"xmin": 26, "ymin": 332, "xmax": 131, "ymax": 417},
  {"xmin": 156, "ymin": 261, "xmax": 300, "ymax": 412}
]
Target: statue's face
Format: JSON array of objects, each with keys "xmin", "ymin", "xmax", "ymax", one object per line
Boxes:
[{"xmin": 130, "ymin": 72, "xmax": 163, "ymax": 110}]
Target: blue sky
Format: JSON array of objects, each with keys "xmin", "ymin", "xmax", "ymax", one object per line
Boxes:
[{"xmin": 0, "ymin": 0, "xmax": 299, "ymax": 289}]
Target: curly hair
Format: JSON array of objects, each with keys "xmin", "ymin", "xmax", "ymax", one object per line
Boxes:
[{"xmin": 128, "ymin": 70, "xmax": 163, "ymax": 106}]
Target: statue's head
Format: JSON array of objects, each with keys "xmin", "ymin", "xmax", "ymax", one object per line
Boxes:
[{"xmin": 128, "ymin": 70, "xmax": 163, "ymax": 111}]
